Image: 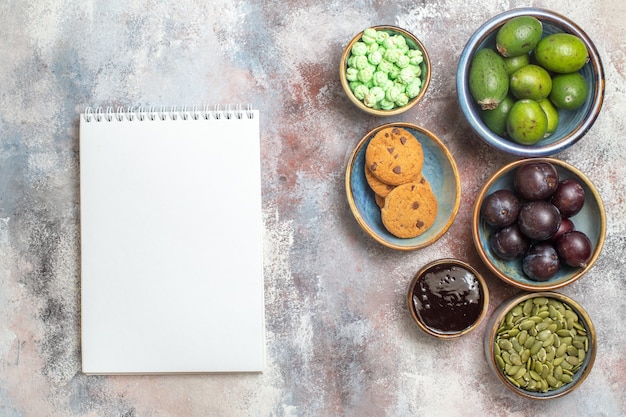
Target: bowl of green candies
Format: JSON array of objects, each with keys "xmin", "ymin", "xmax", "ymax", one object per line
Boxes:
[
  {"xmin": 485, "ymin": 292, "xmax": 596, "ymax": 399},
  {"xmin": 340, "ymin": 25, "xmax": 431, "ymax": 116}
]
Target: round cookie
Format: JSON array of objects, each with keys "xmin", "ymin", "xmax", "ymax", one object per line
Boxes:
[
  {"xmin": 364, "ymin": 163, "xmax": 395, "ymax": 197},
  {"xmin": 374, "ymin": 193, "xmax": 386, "ymax": 209},
  {"xmin": 365, "ymin": 127, "xmax": 424, "ymax": 186},
  {"xmin": 381, "ymin": 180, "xmax": 438, "ymax": 238}
]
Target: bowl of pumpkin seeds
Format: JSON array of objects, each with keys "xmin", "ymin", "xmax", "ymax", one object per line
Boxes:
[{"xmin": 484, "ymin": 291, "xmax": 596, "ymax": 399}]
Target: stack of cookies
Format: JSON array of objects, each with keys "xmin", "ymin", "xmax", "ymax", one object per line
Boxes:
[{"xmin": 364, "ymin": 126, "xmax": 438, "ymax": 238}]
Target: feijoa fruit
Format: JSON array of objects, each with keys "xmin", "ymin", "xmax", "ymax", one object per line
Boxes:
[
  {"xmin": 534, "ymin": 33, "xmax": 588, "ymax": 74},
  {"xmin": 469, "ymin": 48, "xmax": 510, "ymax": 110},
  {"xmin": 509, "ymin": 64, "xmax": 553, "ymax": 101},
  {"xmin": 496, "ymin": 15, "xmax": 543, "ymax": 58},
  {"xmin": 506, "ymin": 99, "xmax": 548, "ymax": 145}
]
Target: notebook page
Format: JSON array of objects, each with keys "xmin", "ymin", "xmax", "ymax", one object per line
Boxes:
[{"xmin": 80, "ymin": 109, "xmax": 264, "ymax": 374}]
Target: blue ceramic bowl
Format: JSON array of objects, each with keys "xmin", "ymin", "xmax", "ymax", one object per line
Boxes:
[
  {"xmin": 485, "ymin": 292, "xmax": 596, "ymax": 399},
  {"xmin": 472, "ymin": 158, "xmax": 606, "ymax": 290},
  {"xmin": 457, "ymin": 8, "xmax": 605, "ymax": 157},
  {"xmin": 346, "ymin": 123, "xmax": 460, "ymax": 250}
]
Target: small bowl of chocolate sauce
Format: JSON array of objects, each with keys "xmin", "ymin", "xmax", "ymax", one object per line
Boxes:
[{"xmin": 407, "ymin": 258, "xmax": 489, "ymax": 339}]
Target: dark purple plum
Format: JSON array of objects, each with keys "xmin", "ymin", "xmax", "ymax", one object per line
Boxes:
[
  {"xmin": 551, "ymin": 178, "xmax": 585, "ymax": 218},
  {"xmin": 556, "ymin": 231, "xmax": 593, "ymax": 268},
  {"xmin": 490, "ymin": 223, "xmax": 530, "ymax": 260},
  {"xmin": 517, "ymin": 200, "xmax": 562, "ymax": 241},
  {"xmin": 549, "ymin": 217, "xmax": 575, "ymax": 243},
  {"xmin": 523, "ymin": 243, "xmax": 561, "ymax": 281},
  {"xmin": 513, "ymin": 161, "xmax": 559, "ymax": 201},
  {"xmin": 481, "ymin": 189, "xmax": 521, "ymax": 227}
]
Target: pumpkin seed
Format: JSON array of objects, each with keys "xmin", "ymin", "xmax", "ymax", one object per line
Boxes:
[
  {"xmin": 507, "ymin": 365, "xmax": 521, "ymax": 376},
  {"xmin": 518, "ymin": 330, "xmax": 528, "ymax": 345},
  {"xmin": 564, "ymin": 310, "xmax": 578, "ymax": 321},
  {"xmin": 506, "ymin": 375, "xmax": 521, "ymax": 387},
  {"xmin": 534, "ymin": 361, "xmax": 543, "ymax": 374},
  {"xmin": 537, "ymin": 329, "xmax": 552, "ymax": 341},
  {"xmin": 513, "ymin": 367, "xmax": 527, "ymax": 380},
  {"xmin": 556, "ymin": 329, "xmax": 571, "ymax": 337},
  {"xmin": 546, "ymin": 375, "xmax": 559, "ymax": 387},
  {"xmin": 542, "ymin": 334, "xmax": 555, "ymax": 348},
  {"xmin": 523, "ymin": 299, "xmax": 534, "ymax": 315},
  {"xmin": 495, "ymin": 355, "xmax": 505, "ymax": 370},
  {"xmin": 499, "ymin": 339, "xmax": 513, "ymax": 350},
  {"xmin": 530, "ymin": 340, "xmax": 543, "ymax": 355},
  {"xmin": 554, "ymin": 366, "xmax": 563, "ymax": 380}
]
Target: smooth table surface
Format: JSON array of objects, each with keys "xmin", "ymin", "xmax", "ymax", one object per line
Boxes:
[{"xmin": 0, "ymin": 1, "xmax": 624, "ymax": 416}]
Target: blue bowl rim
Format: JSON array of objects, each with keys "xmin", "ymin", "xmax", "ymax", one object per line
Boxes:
[{"xmin": 456, "ymin": 7, "xmax": 605, "ymax": 157}]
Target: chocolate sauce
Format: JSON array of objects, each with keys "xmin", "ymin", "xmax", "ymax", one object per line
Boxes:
[{"xmin": 412, "ymin": 263, "xmax": 484, "ymax": 334}]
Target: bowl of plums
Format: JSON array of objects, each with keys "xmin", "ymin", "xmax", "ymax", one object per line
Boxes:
[{"xmin": 472, "ymin": 158, "xmax": 605, "ymax": 290}]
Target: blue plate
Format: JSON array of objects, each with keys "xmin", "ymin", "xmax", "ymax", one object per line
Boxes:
[
  {"xmin": 346, "ymin": 123, "xmax": 461, "ymax": 250},
  {"xmin": 457, "ymin": 7, "xmax": 605, "ymax": 157},
  {"xmin": 472, "ymin": 158, "xmax": 606, "ymax": 290}
]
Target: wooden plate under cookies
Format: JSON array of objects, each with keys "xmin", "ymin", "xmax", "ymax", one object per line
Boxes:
[{"xmin": 346, "ymin": 122, "xmax": 461, "ymax": 250}]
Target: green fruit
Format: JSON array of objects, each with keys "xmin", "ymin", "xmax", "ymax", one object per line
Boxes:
[
  {"xmin": 481, "ymin": 95, "xmax": 515, "ymax": 136},
  {"xmin": 549, "ymin": 72, "xmax": 588, "ymax": 110},
  {"xmin": 506, "ymin": 99, "xmax": 548, "ymax": 145},
  {"xmin": 469, "ymin": 48, "xmax": 510, "ymax": 110},
  {"xmin": 535, "ymin": 33, "xmax": 588, "ymax": 73},
  {"xmin": 503, "ymin": 54, "xmax": 530, "ymax": 75},
  {"xmin": 509, "ymin": 64, "xmax": 553, "ymax": 100},
  {"xmin": 538, "ymin": 98, "xmax": 559, "ymax": 136},
  {"xmin": 496, "ymin": 16, "xmax": 543, "ymax": 57}
]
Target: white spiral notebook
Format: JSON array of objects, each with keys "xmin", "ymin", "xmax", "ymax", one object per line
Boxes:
[{"xmin": 79, "ymin": 105, "xmax": 265, "ymax": 374}]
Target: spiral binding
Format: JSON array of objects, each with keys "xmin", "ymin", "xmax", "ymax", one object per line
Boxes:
[{"xmin": 82, "ymin": 104, "xmax": 255, "ymax": 122}]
